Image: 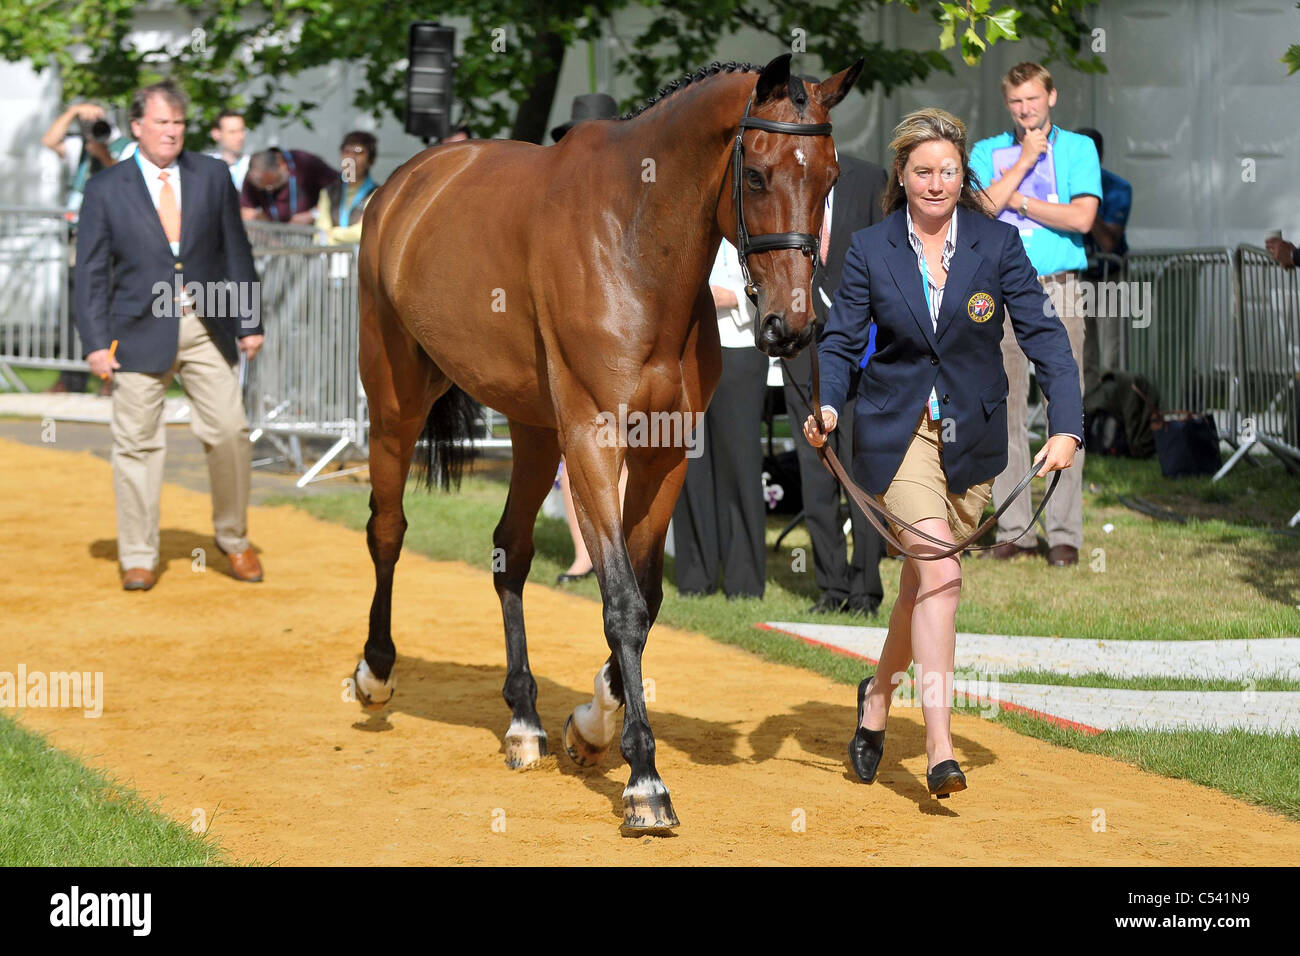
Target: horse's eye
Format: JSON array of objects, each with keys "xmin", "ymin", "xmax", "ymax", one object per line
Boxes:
[{"xmin": 745, "ymin": 168, "xmax": 765, "ymax": 191}]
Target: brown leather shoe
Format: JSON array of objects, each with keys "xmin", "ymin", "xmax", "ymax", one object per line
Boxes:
[
  {"xmin": 224, "ymin": 546, "xmax": 263, "ymax": 582},
  {"xmin": 122, "ymin": 567, "xmax": 156, "ymax": 591},
  {"xmin": 1047, "ymin": 544, "xmax": 1079, "ymax": 567},
  {"xmin": 983, "ymin": 541, "xmax": 1038, "ymax": 560}
]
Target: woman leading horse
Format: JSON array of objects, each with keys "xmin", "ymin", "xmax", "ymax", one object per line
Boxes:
[
  {"xmin": 354, "ymin": 55, "xmax": 862, "ymax": 832},
  {"xmin": 804, "ymin": 108, "xmax": 1084, "ymax": 798}
]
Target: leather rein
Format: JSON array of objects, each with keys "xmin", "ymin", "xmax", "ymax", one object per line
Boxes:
[
  {"xmin": 781, "ymin": 334, "xmax": 1059, "ymax": 561},
  {"xmin": 720, "ymin": 92, "xmax": 1057, "ymax": 561}
]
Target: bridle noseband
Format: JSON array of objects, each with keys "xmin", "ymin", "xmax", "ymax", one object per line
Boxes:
[{"xmin": 730, "ymin": 93, "xmax": 834, "ymax": 307}]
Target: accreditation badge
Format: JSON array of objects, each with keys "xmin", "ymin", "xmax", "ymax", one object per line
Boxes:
[{"xmin": 967, "ymin": 291, "xmax": 995, "ymax": 323}]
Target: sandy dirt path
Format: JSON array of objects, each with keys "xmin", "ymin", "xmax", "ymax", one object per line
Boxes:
[{"xmin": 2, "ymin": 437, "xmax": 1296, "ymax": 865}]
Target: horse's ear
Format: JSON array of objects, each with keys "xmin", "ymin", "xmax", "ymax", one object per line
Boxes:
[
  {"xmin": 817, "ymin": 59, "xmax": 865, "ymax": 110},
  {"xmin": 754, "ymin": 53, "xmax": 793, "ymax": 105}
]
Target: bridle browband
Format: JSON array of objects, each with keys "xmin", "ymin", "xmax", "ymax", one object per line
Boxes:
[{"xmin": 729, "ymin": 92, "xmax": 834, "ymax": 307}]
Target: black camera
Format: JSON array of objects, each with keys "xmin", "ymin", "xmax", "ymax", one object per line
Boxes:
[{"xmin": 78, "ymin": 118, "xmax": 112, "ymax": 144}]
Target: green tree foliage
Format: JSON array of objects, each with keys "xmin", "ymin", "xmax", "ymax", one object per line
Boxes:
[
  {"xmin": 1, "ymin": 0, "xmax": 1102, "ymax": 147},
  {"xmin": 1285, "ymin": 2, "xmax": 1300, "ymax": 75}
]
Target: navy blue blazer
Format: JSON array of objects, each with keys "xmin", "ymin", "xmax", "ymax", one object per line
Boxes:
[
  {"xmin": 817, "ymin": 204, "xmax": 1084, "ymax": 496},
  {"xmin": 75, "ymin": 149, "xmax": 262, "ymax": 373}
]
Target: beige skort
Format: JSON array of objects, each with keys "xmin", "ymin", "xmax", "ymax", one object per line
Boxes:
[{"xmin": 874, "ymin": 411, "xmax": 994, "ymax": 557}]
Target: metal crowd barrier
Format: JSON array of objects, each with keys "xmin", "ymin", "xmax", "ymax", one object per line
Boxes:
[
  {"xmin": 242, "ymin": 220, "xmax": 318, "ymax": 248},
  {"xmin": 1092, "ymin": 251, "xmax": 1128, "ymax": 372},
  {"xmin": 1106, "ymin": 245, "xmax": 1300, "ymax": 525},
  {"xmin": 1121, "ymin": 247, "xmax": 1238, "ymax": 441},
  {"xmin": 0, "ymin": 206, "xmax": 76, "ymax": 388},
  {"xmin": 242, "ymin": 244, "xmax": 369, "ymax": 486},
  {"xmin": 1233, "ymin": 246, "xmax": 1300, "ymax": 449},
  {"xmin": 0, "ymin": 213, "xmax": 319, "ymax": 387},
  {"xmin": 1223, "ymin": 246, "xmax": 1300, "ymax": 524}
]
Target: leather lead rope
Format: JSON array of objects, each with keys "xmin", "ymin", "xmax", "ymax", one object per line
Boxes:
[{"xmin": 782, "ymin": 326, "xmax": 1059, "ymax": 562}]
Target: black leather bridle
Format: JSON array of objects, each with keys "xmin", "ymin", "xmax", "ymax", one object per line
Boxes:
[{"xmin": 729, "ymin": 93, "xmax": 834, "ymax": 307}]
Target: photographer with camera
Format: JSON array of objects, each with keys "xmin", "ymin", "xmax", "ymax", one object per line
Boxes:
[
  {"xmin": 40, "ymin": 103, "xmax": 137, "ymax": 393},
  {"xmin": 42, "ymin": 103, "xmax": 137, "ymax": 213}
]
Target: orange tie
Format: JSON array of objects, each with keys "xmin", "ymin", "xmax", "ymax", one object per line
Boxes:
[
  {"xmin": 819, "ymin": 207, "xmax": 831, "ymax": 264},
  {"xmin": 158, "ymin": 170, "xmax": 180, "ymax": 243}
]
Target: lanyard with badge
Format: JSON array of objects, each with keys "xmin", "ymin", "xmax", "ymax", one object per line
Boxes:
[
  {"xmin": 266, "ymin": 149, "xmax": 298, "ymax": 221},
  {"xmin": 996, "ymin": 125, "xmax": 1058, "ymax": 238},
  {"xmin": 339, "ymin": 175, "xmax": 376, "ymax": 228},
  {"xmin": 918, "ymin": 256, "xmax": 942, "ymax": 421}
]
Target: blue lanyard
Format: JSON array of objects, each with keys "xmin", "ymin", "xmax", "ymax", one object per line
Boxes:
[
  {"xmin": 916, "ymin": 240, "xmax": 944, "ymax": 418},
  {"xmin": 266, "ymin": 150, "xmax": 297, "ymax": 221},
  {"xmin": 915, "ymin": 226, "xmax": 950, "ymax": 322},
  {"xmin": 339, "ymin": 176, "xmax": 375, "ymax": 228},
  {"xmin": 919, "ymin": 252, "xmax": 938, "ymax": 321}
]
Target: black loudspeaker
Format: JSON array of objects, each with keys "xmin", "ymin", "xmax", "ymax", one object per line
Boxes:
[{"xmin": 404, "ymin": 22, "xmax": 455, "ymax": 141}]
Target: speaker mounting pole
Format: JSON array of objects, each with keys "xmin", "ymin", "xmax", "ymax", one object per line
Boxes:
[{"xmin": 404, "ymin": 22, "xmax": 456, "ymax": 144}]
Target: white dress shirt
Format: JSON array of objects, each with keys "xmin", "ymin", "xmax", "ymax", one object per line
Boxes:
[
  {"xmin": 135, "ymin": 150, "xmax": 182, "ymax": 256},
  {"xmin": 906, "ymin": 206, "xmax": 956, "ymax": 419},
  {"xmin": 816, "ymin": 149, "xmax": 838, "ymax": 311},
  {"xmin": 710, "ymin": 239, "xmax": 755, "ymax": 349},
  {"xmin": 208, "ymin": 151, "xmax": 249, "ymax": 192}
]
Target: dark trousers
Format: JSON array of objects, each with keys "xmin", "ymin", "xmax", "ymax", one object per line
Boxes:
[
  {"xmin": 58, "ymin": 255, "xmax": 89, "ymax": 391},
  {"xmin": 781, "ymin": 348, "xmax": 885, "ymax": 605},
  {"xmin": 673, "ymin": 345, "xmax": 769, "ymax": 598}
]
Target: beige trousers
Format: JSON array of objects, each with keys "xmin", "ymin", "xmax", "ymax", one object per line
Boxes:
[
  {"xmin": 992, "ymin": 273, "xmax": 1086, "ymax": 551},
  {"xmin": 111, "ymin": 312, "xmax": 251, "ymax": 571}
]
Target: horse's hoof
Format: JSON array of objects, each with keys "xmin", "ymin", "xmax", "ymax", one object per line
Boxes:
[
  {"xmin": 620, "ymin": 781, "xmax": 680, "ymax": 834},
  {"xmin": 353, "ymin": 659, "xmax": 395, "ymax": 711},
  {"xmin": 504, "ymin": 720, "xmax": 548, "ymax": 770},
  {"xmin": 563, "ymin": 712, "xmax": 608, "ymax": 767}
]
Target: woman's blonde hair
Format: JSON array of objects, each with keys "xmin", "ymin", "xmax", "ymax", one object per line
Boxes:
[{"xmin": 881, "ymin": 107, "xmax": 990, "ymax": 218}]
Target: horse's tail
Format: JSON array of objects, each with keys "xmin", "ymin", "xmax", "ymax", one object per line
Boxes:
[{"xmin": 415, "ymin": 385, "xmax": 479, "ymax": 492}]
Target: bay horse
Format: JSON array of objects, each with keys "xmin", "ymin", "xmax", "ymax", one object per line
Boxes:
[{"xmin": 354, "ymin": 53, "xmax": 862, "ymax": 832}]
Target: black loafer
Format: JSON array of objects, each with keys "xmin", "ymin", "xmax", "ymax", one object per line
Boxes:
[
  {"xmin": 846, "ymin": 597, "xmax": 881, "ymax": 618},
  {"xmin": 809, "ymin": 593, "xmax": 849, "ymax": 615},
  {"xmin": 848, "ymin": 676, "xmax": 886, "ymax": 783},
  {"xmin": 926, "ymin": 759, "xmax": 967, "ymax": 799},
  {"xmin": 555, "ymin": 569, "xmax": 594, "ymax": 584}
]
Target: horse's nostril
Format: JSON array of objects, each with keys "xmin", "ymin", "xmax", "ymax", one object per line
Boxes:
[{"xmin": 761, "ymin": 313, "xmax": 785, "ymax": 341}]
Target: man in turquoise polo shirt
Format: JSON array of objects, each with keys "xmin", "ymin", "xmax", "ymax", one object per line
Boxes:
[{"xmin": 970, "ymin": 61, "xmax": 1099, "ymax": 567}]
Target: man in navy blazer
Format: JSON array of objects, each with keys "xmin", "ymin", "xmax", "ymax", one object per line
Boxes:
[
  {"xmin": 76, "ymin": 82, "xmax": 266, "ymax": 590},
  {"xmin": 817, "ymin": 203, "xmax": 1083, "ymax": 500}
]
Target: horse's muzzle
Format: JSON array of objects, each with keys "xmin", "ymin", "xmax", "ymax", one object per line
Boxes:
[{"xmin": 757, "ymin": 313, "xmax": 813, "ymax": 358}]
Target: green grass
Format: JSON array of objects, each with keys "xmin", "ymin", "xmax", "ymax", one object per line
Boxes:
[
  {"xmin": 272, "ymin": 449, "xmax": 1300, "ymax": 820},
  {"xmin": 0, "ymin": 713, "xmax": 231, "ymax": 865},
  {"xmin": 1087, "ymin": 450, "xmax": 1300, "ymax": 528},
  {"xmin": 993, "ymin": 713, "xmax": 1300, "ymax": 821},
  {"xmin": 5, "ymin": 366, "xmax": 185, "ymax": 396},
  {"xmin": 974, "ymin": 671, "xmax": 1300, "ymax": 693}
]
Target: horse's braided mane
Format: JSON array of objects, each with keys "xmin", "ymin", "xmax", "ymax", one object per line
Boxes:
[{"xmin": 620, "ymin": 61, "xmax": 764, "ymax": 120}]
